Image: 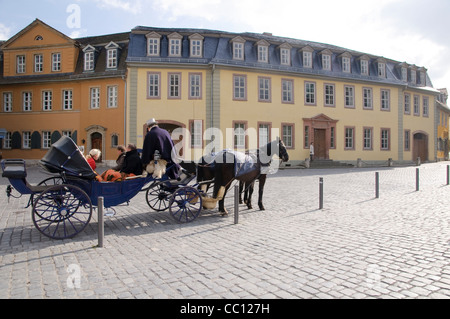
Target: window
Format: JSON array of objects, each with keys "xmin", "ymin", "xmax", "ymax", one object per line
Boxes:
[
  {"xmin": 84, "ymin": 51, "xmax": 95, "ymax": 71},
  {"xmin": 52, "ymin": 53, "xmax": 61, "ymax": 72},
  {"xmin": 413, "ymin": 95, "xmax": 420, "ymax": 116},
  {"xmin": 257, "ymin": 44, "xmax": 269, "ymax": 63},
  {"xmin": 43, "ymin": 131, "xmax": 51, "ymax": 149},
  {"xmin": 381, "ymin": 89, "xmax": 390, "ymax": 111},
  {"xmin": 190, "ymin": 34, "xmax": 204, "ymax": 58},
  {"xmin": 147, "ymin": 33, "xmax": 161, "ymax": 56},
  {"xmin": 345, "ymin": 86, "xmax": 355, "ymax": 108},
  {"xmin": 63, "ymin": 131, "xmax": 72, "ymax": 139},
  {"xmin": 23, "ymin": 132, "xmax": 31, "ymax": 149},
  {"xmin": 17, "ymin": 55, "xmax": 26, "ymax": 74},
  {"xmin": 42, "ymin": 91, "xmax": 52, "ymax": 111},
  {"xmin": 258, "ymin": 77, "xmax": 271, "ymax": 102},
  {"xmin": 322, "ymin": 54, "xmax": 331, "ymax": 71},
  {"xmin": 90, "ymin": 88, "xmax": 100, "ymax": 109},
  {"xmin": 233, "ymin": 75, "xmax": 247, "ymax": 101},
  {"xmin": 259, "ymin": 124, "xmax": 270, "ymax": 148},
  {"xmin": 304, "ymin": 126, "xmax": 309, "ymax": 148},
  {"xmin": 305, "ymin": 82, "xmax": 316, "ymax": 105},
  {"xmin": 420, "ymin": 71, "xmax": 426, "ymax": 86},
  {"xmin": 342, "ymin": 57, "xmax": 351, "ymax": 73},
  {"xmin": 281, "ymin": 48, "xmax": 291, "ymax": 66},
  {"xmin": 423, "ymin": 97, "xmax": 429, "ymax": 117},
  {"xmin": 168, "ymin": 73, "xmax": 181, "ymax": 99},
  {"xmin": 282, "ymin": 124, "xmax": 294, "ymax": 148},
  {"xmin": 381, "ymin": 129, "xmax": 390, "ymax": 150},
  {"xmin": 111, "ymin": 134, "xmax": 119, "ymax": 148},
  {"xmin": 410, "ymin": 69, "xmax": 417, "ymax": 84},
  {"xmin": 360, "ymin": 59, "xmax": 369, "ymax": 76},
  {"xmin": 401, "ymin": 67, "xmax": 408, "ymax": 82},
  {"xmin": 378, "ymin": 62, "xmax": 386, "ymax": 78},
  {"xmin": 107, "ymin": 86, "xmax": 118, "ymax": 108},
  {"xmin": 3, "ymin": 92, "xmax": 12, "ymax": 112},
  {"xmin": 404, "ymin": 93, "xmax": 411, "ymax": 114},
  {"xmin": 282, "ymin": 79, "xmax": 293, "ymax": 103},
  {"xmin": 107, "ymin": 49, "xmax": 118, "ymax": 69},
  {"xmin": 234, "ymin": 123, "xmax": 246, "ymax": 149},
  {"xmin": 147, "ymin": 73, "xmax": 160, "ymax": 99},
  {"xmin": 404, "ymin": 130, "xmax": 410, "ymax": 151},
  {"xmin": 363, "ymin": 128, "xmax": 373, "ymax": 150},
  {"xmin": 63, "ymin": 90, "xmax": 73, "ymax": 110},
  {"xmin": 303, "ymin": 51, "xmax": 312, "ymax": 68},
  {"xmin": 190, "ymin": 120, "xmax": 203, "ymax": 148},
  {"xmin": 363, "ymin": 88, "xmax": 373, "ymax": 109},
  {"xmin": 168, "ymin": 33, "xmax": 183, "ymax": 57},
  {"xmin": 23, "ymin": 92, "xmax": 32, "ymax": 112},
  {"xmin": 34, "ymin": 54, "xmax": 44, "ymax": 73},
  {"xmin": 231, "ymin": 37, "xmax": 246, "ymax": 60},
  {"xmin": 324, "ymin": 84, "xmax": 335, "ymax": 107},
  {"xmin": 189, "ymin": 73, "xmax": 202, "ymax": 99},
  {"xmin": 330, "ymin": 127, "xmax": 335, "ymax": 149},
  {"xmin": 3, "ymin": 132, "xmax": 11, "ymax": 149},
  {"xmin": 345, "ymin": 127, "xmax": 355, "ymax": 150}
]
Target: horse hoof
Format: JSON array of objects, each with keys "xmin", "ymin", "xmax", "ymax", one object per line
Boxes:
[
  {"xmin": 247, "ymin": 205, "xmax": 253, "ymax": 210},
  {"xmin": 220, "ymin": 210, "xmax": 229, "ymax": 217},
  {"xmin": 239, "ymin": 200, "xmax": 243, "ymax": 204},
  {"xmin": 259, "ymin": 205, "xmax": 265, "ymax": 211}
]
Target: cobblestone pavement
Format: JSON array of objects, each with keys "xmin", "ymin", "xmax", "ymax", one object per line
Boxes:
[{"xmin": 1, "ymin": 162, "xmax": 450, "ymax": 299}]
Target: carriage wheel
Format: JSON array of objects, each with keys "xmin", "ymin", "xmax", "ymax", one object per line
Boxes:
[
  {"xmin": 169, "ymin": 187, "xmax": 203, "ymax": 223},
  {"xmin": 32, "ymin": 185, "xmax": 92, "ymax": 240},
  {"xmin": 28, "ymin": 176, "xmax": 65, "ymax": 209},
  {"xmin": 146, "ymin": 182, "xmax": 172, "ymax": 212}
]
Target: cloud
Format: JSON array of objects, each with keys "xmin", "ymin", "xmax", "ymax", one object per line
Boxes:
[
  {"xmin": 0, "ymin": 23, "xmax": 12, "ymax": 40},
  {"xmin": 94, "ymin": 0, "xmax": 143, "ymax": 15}
]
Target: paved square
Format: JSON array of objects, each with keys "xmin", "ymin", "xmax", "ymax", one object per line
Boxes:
[{"xmin": 1, "ymin": 163, "xmax": 450, "ymax": 299}]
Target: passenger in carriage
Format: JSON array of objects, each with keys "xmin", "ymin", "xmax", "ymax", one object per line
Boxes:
[
  {"xmin": 99, "ymin": 144, "xmax": 143, "ymax": 182},
  {"xmin": 85, "ymin": 149, "xmax": 101, "ymax": 171},
  {"xmin": 111, "ymin": 145, "xmax": 126, "ymax": 171}
]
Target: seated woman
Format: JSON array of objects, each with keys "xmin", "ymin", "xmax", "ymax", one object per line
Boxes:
[
  {"xmin": 100, "ymin": 144, "xmax": 143, "ymax": 182},
  {"xmin": 111, "ymin": 145, "xmax": 126, "ymax": 171},
  {"xmin": 86, "ymin": 149, "xmax": 101, "ymax": 170}
]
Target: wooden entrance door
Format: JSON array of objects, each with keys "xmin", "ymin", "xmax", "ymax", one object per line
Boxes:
[
  {"xmin": 91, "ymin": 133, "xmax": 103, "ymax": 162},
  {"xmin": 413, "ymin": 133, "xmax": 428, "ymax": 162},
  {"xmin": 314, "ymin": 129, "xmax": 327, "ymax": 160}
]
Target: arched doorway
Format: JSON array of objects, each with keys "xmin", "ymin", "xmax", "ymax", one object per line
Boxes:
[
  {"xmin": 91, "ymin": 132, "xmax": 103, "ymax": 162},
  {"xmin": 86, "ymin": 125, "xmax": 107, "ymax": 162},
  {"xmin": 142, "ymin": 120, "xmax": 186, "ymax": 156},
  {"xmin": 413, "ymin": 132, "xmax": 428, "ymax": 162}
]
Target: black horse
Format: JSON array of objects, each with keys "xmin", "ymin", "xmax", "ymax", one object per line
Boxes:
[{"xmin": 197, "ymin": 138, "xmax": 289, "ymax": 216}]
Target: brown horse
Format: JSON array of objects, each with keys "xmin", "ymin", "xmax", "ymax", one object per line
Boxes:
[{"xmin": 197, "ymin": 138, "xmax": 289, "ymax": 215}]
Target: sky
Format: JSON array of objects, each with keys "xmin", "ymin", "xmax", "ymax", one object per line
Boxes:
[{"xmin": 0, "ymin": 0, "xmax": 449, "ymax": 89}]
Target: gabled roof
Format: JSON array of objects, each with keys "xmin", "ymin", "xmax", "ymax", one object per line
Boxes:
[{"xmin": 0, "ymin": 19, "xmax": 76, "ymax": 50}]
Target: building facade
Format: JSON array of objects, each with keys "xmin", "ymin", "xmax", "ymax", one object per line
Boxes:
[
  {"xmin": 126, "ymin": 27, "xmax": 440, "ymax": 165},
  {"xmin": 0, "ymin": 19, "xmax": 128, "ymax": 162}
]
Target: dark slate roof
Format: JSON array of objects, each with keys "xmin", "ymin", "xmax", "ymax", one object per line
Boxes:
[
  {"xmin": 0, "ymin": 32, "xmax": 129, "ymax": 85},
  {"xmin": 128, "ymin": 26, "xmax": 435, "ymax": 90}
]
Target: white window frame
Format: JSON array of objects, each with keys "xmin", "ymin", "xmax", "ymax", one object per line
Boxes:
[
  {"xmin": 190, "ymin": 120, "xmax": 203, "ymax": 148},
  {"xmin": 3, "ymin": 92, "xmax": 12, "ymax": 112},
  {"xmin": 281, "ymin": 48, "xmax": 290, "ymax": 66},
  {"xmin": 363, "ymin": 128, "xmax": 373, "ymax": 150},
  {"xmin": 107, "ymin": 86, "xmax": 118, "ymax": 108},
  {"xmin": 305, "ymin": 82, "xmax": 316, "ymax": 105},
  {"xmin": 378, "ymin": 62, "xmax": 386, "ymax": 78},
  {"xmin": 168, "ymin": 73, "xmax": 181, "ymax": 99},
  {"xmin": 401, "ymin": 67, "xmax": 408, "ymax": 82},
  {"xmin": 342, "ymin": 57, "xmax": 351, "ymax": 73},
  {"xmin": 259, "ymin": 124, "xmax": 270, "ymax": 148},
  {"xmin": 4, "ymin": 132, "xmax": 12, "ymax": 149},
  {"xmin": 63, "ymin": 90, "xmax": 73, "ymax": 110},
  {"xmin": 325, "ymin": 84, "xmax": 335, "ymax": 107},
  {"xmin": 234, "ymin": 123, "xmax": 246, "ymax": 149},
  {"xmin": 303, "ymin": 51, "xmax": 312, "ymax": 68},
  {"xmin": 345, "ymin": 85, "xmax": 355, "ymax": 108},
  {"xmin": 90, "ymin": 87, "xmax": 100, "ymax": 109},
  {"xmin": 345, "ymin": 127, "xmax": 355, "ymax": 150},
  {"xmin": 381, "ymin": 129, "xmax": 390, "ymax": 150},
  {"xmin": 23, "ymin": 131, "xmax": 31, "ymax": 149},
  {"xmin": 282, "ymin": 125, "xmax": 293, "ymax": 148},
  {"xmin": 52, "ymin": 53, "xmax": 61, "ymax": 72},
  {"xmin": 410, "ymin": 69, "xmax": 417, "ymax": 84},
  {"xmin": 107, "ymin": 49, "xmax": 118, "ymax": 69},
  {"xmin": 258, "ymin": 45, "xmax": 268, "ymax": 63},
  {"xmin": 189, "ymin": 73, "xmax": 202, "ymax": 99},
  {"xmin": 363, "ymin": 87, "xmax": 373, "ymax": 109},
  {"xmin": 381, "ymin": 89, "xmax": 390, "ymax": 111},
  {"xmin": 423, "ymin": 97, "xmax": 429, "ymax": 117},
  {"xmin": 42, "ymin": 91, "xmax": 52, "ymax": 111},
  {"xmin": 17, "ymin": 55, "xmax": 26, "ymax": 74},
  {"xmin": 233, "ymin": 42, "xmax": 244, "ymax": 60},
  {"xmin": 360, "ymin": 59, "xmax": 369, "ymax": 76},
  {"xmin": 282, "ymin": 79, "xmax": 293, "ymax": 104},
  {"xmin": 169, "ymin": 34, "xmax": 182, "ymax": 57},
  {"xmin": 34, "ymin": 54, "xmax": 43, "ymax": 73},
  {"xmin": 147, "ymin": 73, "xmax": 160, "ymax": 99},
  {"xmin": 84, "ymin": 51, "xmax": 95, "ymax": 71},
  {"xmin": 258, "ymin": 77, "xmax": 271, "ymax": 102},
  {"xmin": 233, "ymin": 75, "xmax": 247, "ymax": 101},
  {"xmin": 43, "ymin": 131, "xmax": 52, "ymax": 149},
  {"xmin": 322, "ymin": 54, "xmax": 331, "ymax": 71},
  {"xmin": 23, "ymin": 92, "xmax": 32, "ymax": 112}
]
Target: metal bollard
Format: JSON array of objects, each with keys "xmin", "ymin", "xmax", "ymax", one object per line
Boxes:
[
  {"xmin": 447, "ymin": 165, "xmax": 449, "ymax": 186},
  {"xmin": 319, "ymin": 178, "xmax": 324, "ymax": 210},
  {"xmin": 98, "ymin": 197, "xmax": 104, "ymax": 248},
  {"xmin": 234, "ymin": 185, "xmax": 239, "ymax": 224},
  {"xmin": 375, "ymin": 172, "xmax": 380, "ymax": 199},
  {"xmin": 416, "ymin": 168, "xmax": 420, "ymax": 192}
]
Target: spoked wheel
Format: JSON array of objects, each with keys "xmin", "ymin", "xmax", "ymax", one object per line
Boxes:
[
  {"xmin": 169, "ymin": 187, "xmax": 203, "ymax": 223},
  {"xmin": 28, "ymin": 176, "xmax": 65, "ymax": 208},
  {"xmin": 32, "ymin": 185, "xmax": 92, "ymax": 240},
  {"xmin": 146, "ymin": 181, "xmax": 172, "ymax": 212}
]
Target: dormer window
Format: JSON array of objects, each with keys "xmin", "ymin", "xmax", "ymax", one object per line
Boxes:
[
  {"xmin": 83, "ymin": 45, "xmax": 96, "ymax": 72},
  {"xmin": 146, "ymin": 32, "xmax": 161, "ymax": 57},
  {"xmin": 410, "ymin": 66, "xmax": 417, "ymax": 84},
  {"xmin": 398, "ymin": 62, "xmax": 408, "ymax": 82},
  {"xmin": 359, "ymin": 55, "xmax": 370, "ymax": 76},
  {"xmin": 377, "ymin": 58, "xmax": 386, "ymax": 78},
  {"xmin": 256, "ymin": 40, "xmax": 270, "ymax": 63},
  {"xmin": 168, "ymin": 32, "xmax": 183, "ymax": 57},
  {"xmin": 301, "ymin": 46, "xmax": 314, "ymax": 68},
  {"xmin": 340, "ymin": 52, "xmax": 352, "ymax": 73},
  {"xmin": 419, "ymin": 67, "xmax": 427, "ymax": 86},
  {"xmin": 189, "ymin": 33, "xmax": 204, "ymax": 58},
  {"xmin": 231, "ymin": 36, "xmax": 246, "ymax": 61},
  {"xmin": 105, "ymin": 42, "xmax": 120, "ymax": 69},
  {"xmin": 279, "ymin": 43, "xmax": 292, "ymax": 66},
  {"xmin": 320, "ymin": 49, "xmax": 332, "ymax": 71}
]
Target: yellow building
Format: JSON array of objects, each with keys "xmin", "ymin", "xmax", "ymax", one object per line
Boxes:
[
  {"xmin": 0, "ymin": 19, "xmax": 128, "ymax": 162},
  {"xmin": 437, "ymin": 88, "xmax": 450, "ymax": 161},
  {"xmin": 126, "ymin": 27, "xmax": 440, "ymax": 165}
]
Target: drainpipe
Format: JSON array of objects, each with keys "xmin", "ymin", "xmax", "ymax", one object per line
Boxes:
[
  {"xmin": 123, "ymin": 75, "xmax": 127, "ymax": 145},
  {"xmin": 210, "ymin": 63, "xmax": 216, "ymax": 131}
]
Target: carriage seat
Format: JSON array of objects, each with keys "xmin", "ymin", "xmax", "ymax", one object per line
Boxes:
[{"xmin": 1, "ymin": 160, "xmax": 27, "ymax": 179}]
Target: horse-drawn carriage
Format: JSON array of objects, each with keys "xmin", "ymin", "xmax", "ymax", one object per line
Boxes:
[{"xmin": 1, "ymin": 136, "xmax": 204, "ymax": 240}]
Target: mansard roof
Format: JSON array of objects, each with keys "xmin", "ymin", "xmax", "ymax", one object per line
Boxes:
[{"xmin": 127, "ymin": 26, "xmax": 435, "ymax": 90}]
